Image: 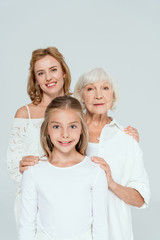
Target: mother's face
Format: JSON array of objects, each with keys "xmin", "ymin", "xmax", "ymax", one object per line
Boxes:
[{"xmin": 82, "ymin": 81, "xmax": 114, "ymax": 115}]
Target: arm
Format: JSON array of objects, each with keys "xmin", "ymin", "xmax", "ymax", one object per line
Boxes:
[
  {"xmin": 109, "ymin": 181, "xmax": 144, "ymax": 207},
  {"xmin": 7, "ymin": 118, "xmax": 27, "ymax": 185},
  {"xmin": 7, "ymin": 107, "xmax": 39, "ymax": 184},
  {"xmin": 92, "ymin": 145, "xmax": 150, "ymax": 208},
  {"xmin": 92, "ymin": 167, "xmax": 109, "ymax": 240},
  {"xmin": 125, "ymin": 143, "xmax": 151, "ymax": 208},
  {"xmin": 19, "ymin": 167, "xmax": 37, "ymax": 240}
]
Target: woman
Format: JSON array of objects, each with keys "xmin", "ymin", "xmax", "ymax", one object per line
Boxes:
[
  {"xmin": 7, "ymin": 47, "xmax": 71, "ymax": 224},
  {"xmin": 74, "ymin": 68, "xmax": 150, "ymax": 240}
]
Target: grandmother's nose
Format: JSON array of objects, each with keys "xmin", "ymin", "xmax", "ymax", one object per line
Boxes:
[{"xmin": 95, "ymin": 89, "xmax": 103, "ymax": 99}]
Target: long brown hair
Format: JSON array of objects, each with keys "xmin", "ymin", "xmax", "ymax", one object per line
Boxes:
[
  {"xmin": 40, "ymin": 95, "xmax": 88, "ymax": 158},
  {"xmin": 27, "ymin": 47, "xmax": 71, "ymax": 104}
]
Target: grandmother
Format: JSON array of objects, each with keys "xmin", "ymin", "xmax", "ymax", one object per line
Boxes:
[{"xmin": 74, "ymin": 68, "xmax": 150, "ymax": 240}]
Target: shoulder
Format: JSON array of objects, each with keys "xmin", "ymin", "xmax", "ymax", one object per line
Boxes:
[
  {"xmin": 84, "ymin": 158, "xmax": 107, "ymax": 186},
  {"xmin": 15, "ymin": 105, "xmax": 29, "ymax": 119},
  {"xmin": 116, "ymin": 128, "xmax": 143, "ymax": 156},
  {"xmin": 33, "ymin": 160, "xmax": 48, "ymax": 171},
  {"xmin": 83, "ymin": 156, "xmax": 100, "ymax": 175},
  {"xmin": 24, "ymin": 161, "xmax": 48, "ymax": 178}
]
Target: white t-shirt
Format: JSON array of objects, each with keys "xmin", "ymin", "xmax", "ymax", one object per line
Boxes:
[
  {"xmin": 19, "ymin": 157, "xmax": 109, "ymax": 240},
  {"xmin": 86, "ymin": 119, "xmax": 151, "ymax": 240}
]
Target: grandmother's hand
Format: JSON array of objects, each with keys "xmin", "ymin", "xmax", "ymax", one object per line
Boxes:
[
  {"xmin": 124, "ymin": 126, "xmax": 139, "ymax": 142},
  {"xmin": 91, "ymin": 156, "xmax": 115, "ymax": 189},
  {"xmin": 19, "ymin": 156, "xmax": 39, "ymax": 174}
]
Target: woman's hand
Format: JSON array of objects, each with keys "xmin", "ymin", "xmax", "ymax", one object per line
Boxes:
[
  {"xmin": 124, "ymin": 126, "xmax": 139, "ymax": 142},
  {"xmin": 91, "ymin": 156, "xmax": 115, "ymax": 189},
  {"xmin": 19, "ymin": 156, "xmax": 39, "ymax": 174}
]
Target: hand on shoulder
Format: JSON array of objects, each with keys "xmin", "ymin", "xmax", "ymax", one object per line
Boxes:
[
  {"xmin": 124, "ymin": 125, "xmax": 139, "ymax": 142},
  {"xmin": 15, "ymin": 105, "xmax": 29, "ymax": 119}
]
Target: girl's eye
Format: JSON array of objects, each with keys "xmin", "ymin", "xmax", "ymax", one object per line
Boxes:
[
  {"xmin": 51, "ymin": 68, "xmax": 56, "ymax": 72},
  {"xmin": 53, "ymin": 125, "xmax": 59, "ymax": 129},
  {"xmin": 70, "ymin": 125, "xmax": 77, "ymax": 129}
]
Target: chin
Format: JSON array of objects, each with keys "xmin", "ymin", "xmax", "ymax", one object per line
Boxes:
[{"xmin": 92, "ymin": 109, "xmax": 108, "ymax": 115}]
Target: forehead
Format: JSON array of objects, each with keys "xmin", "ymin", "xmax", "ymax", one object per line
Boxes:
[
  {"xmin": 34, "ymin": 55, "xmax": 61, "ymax": 70},
  {"xmin": 48, "ymin": 108, "xmax": 81, "ymax": 123},
  {"xmin": 84, "ymin": 80, "xmax": 112, "ymax": 87}
]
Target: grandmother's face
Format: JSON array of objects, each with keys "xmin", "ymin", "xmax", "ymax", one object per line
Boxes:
[{"xmin": 82, "ymin": 81, "xmax": 114, "ymax": 115}]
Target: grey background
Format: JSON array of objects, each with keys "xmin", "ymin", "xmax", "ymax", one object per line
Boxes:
[{"xmin": 0, "ymin": 0, "xmax": 159, "ymax": 239}]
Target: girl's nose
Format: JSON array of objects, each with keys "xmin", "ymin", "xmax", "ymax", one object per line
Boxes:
[{"xmin": 62, "ymin": 128, "xmax": 69, "ymax": 138}]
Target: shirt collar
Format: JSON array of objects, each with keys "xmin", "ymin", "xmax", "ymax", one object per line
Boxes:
[{"xmin": 105, "ymin": 118, "xmax": 124, "ymax": 130}]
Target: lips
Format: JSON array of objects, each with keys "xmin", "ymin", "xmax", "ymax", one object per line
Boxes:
[
  {"xmin": 46, "ymin": 82, "xmax": 57, "ymax": 88},
  {"xmin": 94, "ymin": 103, "xmax": 105, "ymax": 106},
  {"xmin": 58, "ymin": 140, "xmax": 73, "ymax": 146}
]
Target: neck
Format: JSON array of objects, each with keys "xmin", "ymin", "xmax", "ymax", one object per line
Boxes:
[
  {"xmin": 40, "ymin": 90, "xmax": 65, "ymax": 107},
  {"xmin": 84, "ymin": 111, "xmax": 111, "ymax": 127},
  {"xmin": 49, "ymin": 148, "xmax": 80, "ymax": 164}
]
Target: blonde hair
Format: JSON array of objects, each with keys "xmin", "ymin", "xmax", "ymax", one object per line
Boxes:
[
  {"xmin": 74, "ymin": 68, "xmax": 119, "ymax": 110},
  {"xmin": 27, "ymin": 47, "xmax": 72, "ymax": 104},
  {"xmin": 40, "ymin": 95, "xmax": 88, "ymax": 158}
]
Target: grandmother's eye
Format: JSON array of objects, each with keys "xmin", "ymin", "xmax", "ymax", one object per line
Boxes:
[
  {"xmin": 87, "ymin": 87, "xmax": 93, "ymax": 91},
  {"xmin": 104, "ymin": 86, "xmax": 109, "ymax": 90}
]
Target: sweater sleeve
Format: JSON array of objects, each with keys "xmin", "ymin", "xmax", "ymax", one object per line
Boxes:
[
  {"xmin": 126, "ymin": 141, "xmax": 151, "ymax": 208},
  {"xmin": 19, "ymin": 167, "xmax": 37, "ymax": 240},
  {"xmin": 7, "ymin": 118, "xmax": 29, "ymax": 186},
  {"xmin": 92, "ymin": 166, "xmax": 109, "ymax": 240}
]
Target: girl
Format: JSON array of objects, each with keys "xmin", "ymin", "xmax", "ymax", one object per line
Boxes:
[{"xmin": 19, "ymin": 95, "xmax": 109, "ymax": 240}]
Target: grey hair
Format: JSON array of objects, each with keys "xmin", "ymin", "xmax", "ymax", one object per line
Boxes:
[{"xmin": 74, "ymin": 68, "xmax": 119, "ymax": 110}]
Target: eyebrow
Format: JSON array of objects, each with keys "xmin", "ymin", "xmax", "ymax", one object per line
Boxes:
[
  {"xmin": 85, "ymin": 82, "xmax": 110, "ymax": 87},
  {"xmin": 36, "ymin": 66, "xmax": 57, "ymax": 74},
  {"xmin": 50, "ymin": 121, "xmax": 80, "ymax": 124}
]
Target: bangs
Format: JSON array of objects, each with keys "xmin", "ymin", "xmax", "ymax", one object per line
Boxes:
[{"xmin": 82, "ymin": 68, "xmax": 113, "ymax": 88}]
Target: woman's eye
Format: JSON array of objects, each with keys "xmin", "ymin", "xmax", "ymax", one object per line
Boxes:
[{"xmin": 38, "ymin": 72, "xmax": 44, "ymax": 76}]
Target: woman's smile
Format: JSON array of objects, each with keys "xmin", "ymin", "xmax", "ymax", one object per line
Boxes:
[{"xmin": 45, "ymin": 81, "xmax": 57, "ymax": 88}]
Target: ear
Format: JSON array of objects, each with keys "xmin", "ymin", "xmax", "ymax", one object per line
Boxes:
[
  {"xmin": 81, "ymin": 97, "xmax": 85, "ymax": 104},
  {"xmin": 80, "ymin": 92, "xmax": 84, "ymax": 103}
]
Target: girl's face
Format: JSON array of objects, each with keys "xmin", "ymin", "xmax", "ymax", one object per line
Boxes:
[
  {"xmin": 48, "ymin": 108, "xmax": 82, "ymax": 154},
  {"xmin": 82, "ymin": 80, "xmax": 114, "ymax": 115},
  {"xmin": 34, "ymin": 55, "xmax": 65, "ymax": 97}
]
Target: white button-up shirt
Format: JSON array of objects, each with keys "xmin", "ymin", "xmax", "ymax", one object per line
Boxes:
[{"xmin": 86, "ymin": 119, "xmax": 150, "ymax": 240}]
